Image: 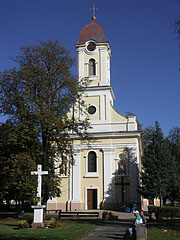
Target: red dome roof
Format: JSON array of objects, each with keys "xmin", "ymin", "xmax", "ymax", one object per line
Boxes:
[{"xmin": 78, "ymin": 22, "xmax": 107, "ymax": 44}]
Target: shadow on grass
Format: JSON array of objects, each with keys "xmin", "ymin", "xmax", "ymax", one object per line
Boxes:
[
  {"xmin": 0, "ymin": 219, "xmax": 134, "ymax": 240},
  {"xmin": 0, "ymin": 237, "xmax": 37, "ymax": 240},
  {"xmin": 148, "ymin": 219, "xmax": 180, "ymax": 231}
]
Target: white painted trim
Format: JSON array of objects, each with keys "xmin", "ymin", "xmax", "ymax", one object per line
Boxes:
[
  {"xmin": 85, "ymin": 40, "xmax": 98, "ymax": 55},
  {"xmin": 103, "ymin": 148, "xmax": 116, "ymax": 202},
  {"xmin": 69, "ymin": 165, "xmax": 73, "ymax": 201},
  {"xmin": 85, "ymin": 150, "xmax": 99, "ymax": 176},
  {"xmin": 83, "ymin": 175, "xmax": 99, "ymax": 178},
  {"xmin": 72, "ymin": 151, "xmax": 81, "ymax": 202},
  {"xmin": 87, "ymin": 104, "xmax": 97, "ymax": 116},
  {"xmin": 88, "ymin": 76, "xmax": 98, "ymax": 81},
  {"xmin": 47, "ymin": 197, "xmax": 56, "ymax": 203},
  {"xmin": 77, "ymin": 48, "xmax": 84, "ymax": 82},
  {"xmin": 100, "ymin": 48, "xmax": 106, "ymax": 84},
  {"xmin": 100, "ymin": 94, "xmax": 104, "ymax": 120},
  {"xmin": 86, "ymin": 57, "xmax": 98, "ymax": 79}
]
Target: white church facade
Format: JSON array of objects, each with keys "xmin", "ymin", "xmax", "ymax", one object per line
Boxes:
[{"xmin": 47, "ymin": 17, "xmax": 143, "ymax": 211}]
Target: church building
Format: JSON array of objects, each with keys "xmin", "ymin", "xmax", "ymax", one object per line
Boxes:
[{"xmin": 47, "ymin": 12, "xmax": 143, "ymax": 211}]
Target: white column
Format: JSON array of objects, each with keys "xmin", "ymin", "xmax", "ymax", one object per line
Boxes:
[
  {"xmin": 99, "ymin": 47, "xmax": 107, "ymax": 86},
  {"xmin": 107, "ymin": 53, "xmax": 111, "ymax": 84},
  {"xmin": 69, "ymin": 164, "xmax": 73, "ymax": 202},
  {"xmin": 106, "ymin": 93, "xmax": 110, "ymax": 122},
  {"xmin": 100, "ymin": 94, "xmax": 104, "ymax": 121},
  {"xmin": 77, "ymin": 48, "xmax": 84, "ymax": 82},
  {"xmin": 103, "ymin": 148, "xmax": 115, "ymax": 202},
  {"xmin": 129, "ymin": 148, "xmax": 138, "ymax": 202},
  {"xmin": 72, "ymin": 150, "xmax": 81, "ymax": 202}
]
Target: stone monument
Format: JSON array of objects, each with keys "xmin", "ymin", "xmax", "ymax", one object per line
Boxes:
[{"xmin": 31, "ymin": 164, "xmax": 48, "ymax": 228}]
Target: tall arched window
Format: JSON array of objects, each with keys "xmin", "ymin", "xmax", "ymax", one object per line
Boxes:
[
  {"xmin": 89, "ymin": 59, "xmax": 96, "ymax": 76},
  {"xmin": 88, "ymin": 151, "xmax": 97, "ymax": 172}
]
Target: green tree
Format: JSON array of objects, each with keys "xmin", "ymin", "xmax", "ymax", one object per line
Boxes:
[
  {"xmin": 0, "ymin": 121, "xmax": 37, "ymax": 206},
  {"xmin": 165, "ymin": 127, "xmax": 180, "ymax": 205},
  {"xmin": 167, "ymin": 127, "xmax": 180, "ymax": 162},
  {"xmin": 140, "ymin": 121, "xmax": 170, "ymax": 206},
  {"xmin": 0, "ymin": 40, "xmax": 90, "ymax": 203}
]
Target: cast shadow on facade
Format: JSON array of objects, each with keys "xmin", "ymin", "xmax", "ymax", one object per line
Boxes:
[{"xmin": 101, "ymin": 150, "xmax": 140, "ymax": 211}]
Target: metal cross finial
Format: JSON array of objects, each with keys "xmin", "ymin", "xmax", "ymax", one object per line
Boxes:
[{"xmin": 90, "ymin": 4, "xmax": 98, "ymax": 21}]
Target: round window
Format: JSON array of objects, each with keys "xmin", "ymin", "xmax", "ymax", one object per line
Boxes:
[
  {"xmin": 87, "ymin": 42, "xmax": 96, "ymax": 51},
  {"xmin": 88, "ymin": 105, "xmax": 96, "ymax": 115}
]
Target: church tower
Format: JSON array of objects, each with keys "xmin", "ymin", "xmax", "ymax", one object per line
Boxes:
[
  {"xmin": 75, "ymin": 16, "xmax": 113, "ymax": 123},
  {"xmin": 47, "ymin": 9, "xmax": 143, "ymax": 212}
]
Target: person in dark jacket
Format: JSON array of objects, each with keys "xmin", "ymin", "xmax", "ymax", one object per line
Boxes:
[{"xmin": 140, "ymin": 210, "xmax": 147, "ymax": 224}]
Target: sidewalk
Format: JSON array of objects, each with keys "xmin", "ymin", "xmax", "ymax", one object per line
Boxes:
[{"xmin": 81, "ymin": 213, "xmax": 134, "ymax": 240}]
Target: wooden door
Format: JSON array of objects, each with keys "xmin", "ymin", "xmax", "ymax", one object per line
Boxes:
[{"xmin": 87, "ymin": 189, "xmax": 97, "ymax": 209}]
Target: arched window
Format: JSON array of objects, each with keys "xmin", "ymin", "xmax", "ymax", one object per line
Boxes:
[
  {"xmin": 88, "ymin": 151, "xmax": 97, "ymax": 172},
  {"xmin": 89, "ymin": 59, "xmax": 96, "ymax": 76}
]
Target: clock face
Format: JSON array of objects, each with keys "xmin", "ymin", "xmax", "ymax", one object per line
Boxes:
[{"xmin": 87, "ymin": 42, "xmax": 96, "ymax": 51}]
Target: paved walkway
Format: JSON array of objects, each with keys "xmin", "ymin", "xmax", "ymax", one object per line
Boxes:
[{"xmin": 81, "ymin": 213, "xmax": 134, "ymax": 240}]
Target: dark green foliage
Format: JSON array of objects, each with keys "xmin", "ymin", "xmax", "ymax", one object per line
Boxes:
[
  {"xmin": 167, "ymin": 127, "xmax": 180, "ymax": 164},
  {"xmin": 141, "ymin": 121, "xmax": 168, "ymax": 201},
  {"xmin": 0, "ymin": 121, "xmax": 37, "ymax": 203},
  {"xmin": 0, "ymin": 40, "xmax": 90, "ymax": 203},
  {"xmin": 148, "ymin": 206, "xmax": 180, "ymax": 219},
  {"xmin": 165, "ymin": 127, "xmax": 180, "ymax": 204},
  {"xmin": 141, "ymin": 122, "xmax": 180, "ymax": 206}
]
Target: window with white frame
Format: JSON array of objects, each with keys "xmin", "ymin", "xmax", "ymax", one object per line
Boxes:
[
  {"xmin": 88, "ymin": 151, "xmax": 97, "ymax": 172},
  {"xmin": 89, "ymin": 58, "xmax": 96, "ymax": 76}
]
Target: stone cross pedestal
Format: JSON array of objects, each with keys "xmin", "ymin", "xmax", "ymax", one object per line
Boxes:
[
  {"xmin": 135, "ymin": 224, "xmax": 147, "ymax": 240},
  {"xmin": 31, "ymin": 165, "xmax": 48, "ymax": 228}
]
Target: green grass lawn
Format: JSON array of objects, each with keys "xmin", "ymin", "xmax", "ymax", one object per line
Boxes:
[
  {"xmin": 1, "ymin": 216, "xmax": 180, "ymax": 240},
  {"xmin": 147, "ymin": 219, "xmax": 180, "ymax": 240},
  {"xmin": 0, "ymin": 219, "xmax": 97, "ymax": 240}
]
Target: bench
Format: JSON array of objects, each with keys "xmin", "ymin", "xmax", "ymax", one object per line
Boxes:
[
  {"xmin": 58, "ymin": 211, "xmax": 99, "ymax": 220},
  {"xmin": 46, "ymin": 209, "xmax": 61, "ymax": 214}
]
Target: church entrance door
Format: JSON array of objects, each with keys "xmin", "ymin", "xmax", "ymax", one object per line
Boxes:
[{"xmin": 87, "ymin": 189, "xmax": 97, "ymax": 209}]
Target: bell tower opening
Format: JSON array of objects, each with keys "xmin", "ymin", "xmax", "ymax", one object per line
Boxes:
[{"xmin": 89, "ymin": 58, "xmax": 96, "ymax": 76}]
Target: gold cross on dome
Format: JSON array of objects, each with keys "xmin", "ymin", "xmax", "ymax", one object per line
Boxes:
[{"xmin": 90, "ymin": 4, "xmax": 98, "ymax": 21}]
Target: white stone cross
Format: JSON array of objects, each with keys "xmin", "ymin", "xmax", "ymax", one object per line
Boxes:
[{"xmin": 31, "ymin": 165, "xmax": 48, "ymax": 205}]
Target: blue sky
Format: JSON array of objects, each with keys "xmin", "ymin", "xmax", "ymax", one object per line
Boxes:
[{"xmin": 0, "ymin": 0, "xmax": 179, "ymax": 136}]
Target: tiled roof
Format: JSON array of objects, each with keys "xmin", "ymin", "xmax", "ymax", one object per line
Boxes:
[{"xmin": 78, "ymin": 22, "xmax": 107, "ymax": 44}]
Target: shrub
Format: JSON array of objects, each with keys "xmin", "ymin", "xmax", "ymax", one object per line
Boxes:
[
  {"xmin": 148, "ymin": 206, "xmax": 180, "ymax": 219},
  {"xmin": 44, "ymin": 218, "xmax": 61, "ymax": 228},
  {"xmin": 49, "ymin": 222, "xmax": 61, "ymax": 228},
  {"xmin": 18, "ymin": 220, "xmax": 30, "ymax": 228}
]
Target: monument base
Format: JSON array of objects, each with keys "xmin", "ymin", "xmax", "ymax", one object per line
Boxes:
[
  {"xmin": 31, "ymin": 222, "xmax": 45, "ymax": 228},
  {"xmin": 31, "ymin": 205, "xmax": 46, "ymax": 229}
]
